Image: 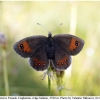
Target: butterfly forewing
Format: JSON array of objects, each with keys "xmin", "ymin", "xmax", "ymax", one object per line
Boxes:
[
  {"xmin": 52, "ymin": 43, "xmax": 71, "ymax": 71},
  {"xmin": 53, "ymin": 34, "xmax": 84, "ymax": 55},
  {"xmin": 13, "ymin": 36, "xmax": 46, "ymax": 58},
  {"xmin": 29, "ymin": 45, "xmax": 49, "ymax": 71}
]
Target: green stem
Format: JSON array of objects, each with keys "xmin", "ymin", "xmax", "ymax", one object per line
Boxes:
[
  {"xmin": 56, "ymin": 71, "xmax": 64, "ymax": 96},
  {"xmin": 48, "ymin": 66, "xmax": 51, "ymax": 96},
  {"xmin": 58, "ymin": 77, "xmax": 62, "ymax": 96},
  {"xmin": 59, "ymin": 90, "xmax": 62, "ymax": 96},
  {"xmin": 2, "ymin": 49, "xmax": 10, "ymax": 96},
  {"xmin": 48, "ymin": 74, "xmax": 51, "ymax": 96}
]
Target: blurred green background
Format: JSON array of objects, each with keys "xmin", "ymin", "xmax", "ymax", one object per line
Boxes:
[{"xmin": 0, "ymin": 1, "xmax": 100, "ymax": 96}]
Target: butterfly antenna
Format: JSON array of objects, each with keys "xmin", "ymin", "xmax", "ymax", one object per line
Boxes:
[
  {"xmin": 37, "ymin": 23, "xmax": 63, "ymax": 33},
  {"xmin": 51, "ymin": 23, "xmax": 63, "ymax": 33},
  {"xmin": 37, "ymin": 23, "xmax": 49, "ymax": 32}
]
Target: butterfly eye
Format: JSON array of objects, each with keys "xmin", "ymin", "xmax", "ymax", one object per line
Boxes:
[
  {"xmin": 20, "ymin": 44, "xmax": 24, "ymax": 49},
  {"xmin": 75, "ymin": 41, "xmax": 79, "ymax": 46}
]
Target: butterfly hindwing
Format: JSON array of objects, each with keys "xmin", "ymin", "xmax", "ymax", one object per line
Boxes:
[
  {"xmin": 53, "ymin": 34, "xmax": 84, "ymax": 55},
  {"xmin": 29, "ymin": 45, "xmax": 49, "ymax": 71},
  {"xmin": 13, "ymin": 36, "xmax": 46, "ymax": 58},
  {"xmin": 52, "ymin": 43, "xmax": 71, "ymax": 71}
]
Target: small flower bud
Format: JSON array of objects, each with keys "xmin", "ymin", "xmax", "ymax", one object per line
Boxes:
[{"xmin": 0, "ymin": 32, "xmax": 7, "ymax": 49}]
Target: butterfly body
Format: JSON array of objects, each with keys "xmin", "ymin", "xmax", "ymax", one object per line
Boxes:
[
  {"xmin": 13, "ymin": 33, "xmax": 84, "ymax": 71},
  {"xmin": 45, "ymin": 33, "xmax": 55, "ymax": 59}
]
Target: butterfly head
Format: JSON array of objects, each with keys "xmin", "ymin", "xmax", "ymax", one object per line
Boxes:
[{"xmin": 48, "ymin": 32, "xmax": 52, "ymax": 38}]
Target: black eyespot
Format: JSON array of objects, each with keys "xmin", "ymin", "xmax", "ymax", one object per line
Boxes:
[
  {"xmin": 43, "ymin": 63, "xmax": 45, "ymax": 66},
  {"xmin": 65, "ymin": 60, "xmax": 67, "ymax": 62},
  {"xmin": 20, "ymin": 44, "xmax": 24, "ymax": 49},
  {"xmin": 38, "ymin": 63, "xmax": 41, "ymax": 66},
  {"xmin": 61, "ymin": 62, "xmax": 64, "ymax": 65},
  {"xmin": 75, "ymin": 41, "xmax": 79, "ymax": 46}
]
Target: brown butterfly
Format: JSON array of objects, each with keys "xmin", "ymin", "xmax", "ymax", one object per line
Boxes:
[{"xmin": 13, "ymin": 32, "xmax": 84, "ymax": 71}]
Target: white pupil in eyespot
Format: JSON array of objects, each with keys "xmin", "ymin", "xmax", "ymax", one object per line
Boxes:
[{"xmin": 20, "ymin": 44, "xmax": 24, "ymax": 49}]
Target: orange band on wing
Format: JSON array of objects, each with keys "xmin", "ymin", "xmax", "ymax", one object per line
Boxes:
[
  {"xmin": 18, "ymin": 41, "xmax": 32, "ymax": 53},
  {"xmin": 33, "ymin": 58, "xmax": 46, "ymax": 67},
  {"xmin": 57, "ymin": 56, "xmax": 68, "ymax": 66},
  {"xmin": 68, "ymin": 38, "xmax": 80, "ymax": 51}
]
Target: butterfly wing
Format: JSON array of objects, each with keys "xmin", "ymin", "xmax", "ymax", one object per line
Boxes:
[
  {"xmin": 53, "ymin": 34, "xmax": 84, "ymax": 55},
  {"xmin": 52, "ymin": 43, "xmax": 71, "ymax": 71},
  {"xmin": 13, "ymin": 36, "xmax": 46, "ymax": 58},
  {"xmin": 29, "ymin": 45, "xmax": 49, "ymax": 71}
]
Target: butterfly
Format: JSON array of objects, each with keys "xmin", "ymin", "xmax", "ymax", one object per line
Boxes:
[{"xmin": 13, "ymin": 32, "xmax": 84, "ymax": 71}]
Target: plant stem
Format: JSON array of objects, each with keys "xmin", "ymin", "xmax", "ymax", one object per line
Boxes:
[
  {"xmin": 59, "ymin": 90, "xmax": 62, "ymax": 96},
  {"xmin": 2, "ymin": 49, "xmax": 10, "ymax": 96},
  {"xmin": 58, "ymin": 77, "xmax": 62, "ymax": 96},
  {"xmin": 48, "ymin": 74, "xmax": 51, "ymax": 96},
  {"xmin": 48, "ymin": 66, "xmax": 51, "ymax": 96},
  {"xmin": 56, "ymin": 71, "xmax": 64, "ymax": 96}
]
